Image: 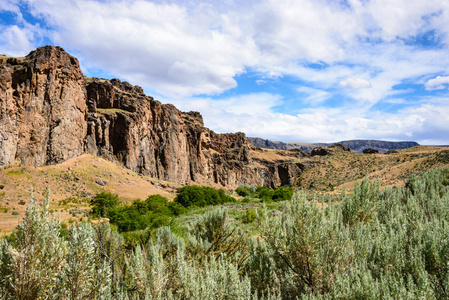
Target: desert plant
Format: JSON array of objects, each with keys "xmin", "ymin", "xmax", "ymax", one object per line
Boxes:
[
  {"xmin": 187, "ymin": 208, "xmax": 249, "ymax": 272},
  {"xmin": 0, "ymin": 190, "xmax": 68, "ymax": 299},
  {"xmin": 242, "ymin": 209, "xmax": 258, "ymax": 224},
  {"xmin": 260, "ymin": 192, "xmax": 353, "ymax": 297}
]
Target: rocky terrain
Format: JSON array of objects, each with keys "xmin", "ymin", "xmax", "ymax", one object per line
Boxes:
[{"xmin": 0, "ymin": 46, "xmax": 303, "ymax": 188}]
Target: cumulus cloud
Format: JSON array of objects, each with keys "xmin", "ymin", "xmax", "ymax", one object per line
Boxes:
[
  {"xmin": 425, "ymin": 76, "xmax": 449, "ymax": 90},
  {"xmin": 12, "ymin": 0, "xmax": 448, "ymax": 98},
  {"xmin": 0, "ymin": 1, "xmax": 44, "ymax": 56},
  {"xmin": 0, "ymin": 0, "xmax": 21, "ymax": 14},
  {"xmin": 172, "ymin": 92, "xmax": 449, "ymax": 144},
  {"xmin": 339, "ymin": 78, "xmax": 372, "ymax": 89},
  {"xmin": 0, "ymin": 25, "xmax": 41, "ymax": 56}
]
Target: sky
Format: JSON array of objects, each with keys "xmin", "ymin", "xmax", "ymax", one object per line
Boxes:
[{"xmin": 1, "ymin": 0, "xmax": 449, "ymax": 145}]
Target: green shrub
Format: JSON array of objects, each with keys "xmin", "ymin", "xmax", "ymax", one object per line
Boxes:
[
  {"xmin": 0, "ymin": 184, "xmax": 4, "ymax": 190},
  {"xmin": 106, "ymin": 194, "xmax": 181, "ymax": 232},
  {"xmin": 255, "ymin": 186, "xmax": 274, "ymax": 201},
  {"xmin": 175, "ymin": 185, "xmax": 236, "ymax": 208},
  {"xmin": 11, "ymin": 211, "xmax": 19, "ymax": 216},
  {"xmin": 241, "ymin": 197, "xmax": 252, "ymax": 203},
  {"xmin": 90, "ymin": 192, "xmax": 119, "ymax": 218},
  {"xmin": 168, "ymin": 201, "xmax": 187, "ymax": 216},
  {"xmin": 242, "ymin": 209, "xmax": 257, "ymax": 224},
  {"xmin": 144, "ymin": 194, "xmax": 168, "ymax": 209},
  {"xmin": 272, "ymin": 186, "xmax": 293, "ymax": 201},
  {"xmin": 236, "ymin": 186, "xmax": 252, "ymax": 197}
]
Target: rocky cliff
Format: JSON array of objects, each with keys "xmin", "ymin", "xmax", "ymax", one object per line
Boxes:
[
  {"xmin": 0, "ymin": 46, "xmax": 302, "ymax": 188},
  {"xmin": 0, "ymin": 46, "xmax": 86, "ymax": 166}
]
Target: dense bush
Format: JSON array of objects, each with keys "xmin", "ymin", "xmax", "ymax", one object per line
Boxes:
[
  {"xmin": 271, "ymin": 186, "xmax": 293, "ymax": 201},
  {"xmin": 242, "ymin": 209, "xmax": 258, "ymax": 224},
  {"xmin": 90, "ymin": 192, "xmax": 119, "ymax": 218},
  {"xmin": 236, "ymin": 185, "xmax": 294, "ymax": 202},
  {"xmin": 175, "ymin": 185, "xmax": 236, "ymax": 208},
  {"xmin": 106, "ymin": 194, "xmax": 180, "ymax": 232}
]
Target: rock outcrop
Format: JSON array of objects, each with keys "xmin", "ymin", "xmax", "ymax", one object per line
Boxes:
[
  {"xmin": 0, "ymin": 46, "xmax": 302, "ymax": 188},
  {"xmin": 311, "ymin": 143, "xmax": 351, "ymax": 156},
  {"xmin": 363, "ymin": 148, "xmax": 379, "ymax": 154},
  {"xmin": 0, "ymin": 46, "xmax": 86, "ymax": 166}
]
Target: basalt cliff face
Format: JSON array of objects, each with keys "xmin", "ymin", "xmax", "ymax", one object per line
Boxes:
[
  {"xmin": 0, "ymin": 46, "xmax": 86, "ymax": 166},
  {"xmin": 0, "ymin": 46, "xmax": 303, "ymax": 188}
]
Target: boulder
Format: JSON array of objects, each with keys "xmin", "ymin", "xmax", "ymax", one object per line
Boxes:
[
  {"xmin": 311, "ymin": 143, "xmax": 351, "ymax": 156},
  {"xmin": 363, "ymin": 148, "xmax": 379, "ymax": 154}
]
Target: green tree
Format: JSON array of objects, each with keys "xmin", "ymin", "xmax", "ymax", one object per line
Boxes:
[
  {"xmin": 90, "ymin": 192, "xmax": 120, "ymax": 218},
  {"xmin": 272, "ymin": 186, "xmax": 293, "ymax": 201}
]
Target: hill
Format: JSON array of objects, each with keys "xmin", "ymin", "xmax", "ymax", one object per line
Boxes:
[{"xmin": 249, "ymin": 137, "xmax": 419, "ymax": 153}]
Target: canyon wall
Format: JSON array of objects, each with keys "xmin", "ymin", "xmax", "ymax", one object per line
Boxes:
[{"xmin": 0, "ymin": 46, "xmax": 303, "ymax": 188}]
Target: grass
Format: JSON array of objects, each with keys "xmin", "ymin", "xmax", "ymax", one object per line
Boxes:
[
  {"xmin": 6, "ymin": 169, "xmax": 31, "ymax": 179},
  {"xmin": 294, "ymin": 146, "xmax": 449, "ymax": 192},
  {"xmin": 1, "ymin": 145, "xmax": 448, "ymax": 235}
]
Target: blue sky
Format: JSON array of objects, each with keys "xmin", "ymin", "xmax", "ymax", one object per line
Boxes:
[{"xmin": 1, "ymin": 0, "xmax": 449, "ymax": 144}]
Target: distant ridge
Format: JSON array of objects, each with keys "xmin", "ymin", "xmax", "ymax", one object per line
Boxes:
[
  {"xmin": 249, "ymin": 138, "xmax": 419, "ymax": 153},
  {"xmin": 248, "ymin": 137, "xmax": 288, "ymax": 150}
]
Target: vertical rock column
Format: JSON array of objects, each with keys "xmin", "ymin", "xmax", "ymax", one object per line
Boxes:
[{"xmin": 0, "ymin": 46, "xmax": 87, "ymax": 166}]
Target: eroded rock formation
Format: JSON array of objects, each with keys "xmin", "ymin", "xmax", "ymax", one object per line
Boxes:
[
  {"xmin": 0, "ymin": 46, "xmax": 86, "ymax": 166},
  {"xmin": 0, "ymin": 46, "xmax": 303, "ymax": 188}
]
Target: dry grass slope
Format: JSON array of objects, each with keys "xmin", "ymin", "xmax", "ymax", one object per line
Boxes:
[
  {"xmin": 0, "ymin": 154, "xmax": 174, "ymax": 235},
  {"xmin": 296, "ymin": 146, "xmax": 449, "ymax": 193}
]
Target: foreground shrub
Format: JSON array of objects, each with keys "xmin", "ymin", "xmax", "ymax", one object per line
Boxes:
[{"xmin": 3, "ymin": 168, "xmax": 449, "ymax": 299}]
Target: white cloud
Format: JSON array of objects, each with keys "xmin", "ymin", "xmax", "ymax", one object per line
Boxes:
[
  {"xmin": 0, "ymin": 0, "xmax": 20, "ymax": 14},
  {"xmin": 0, "ymin": 25, "xmax": 39, "ymax": 56},
  {"xmin": 19, "ymin": 0, "xmax": 258, "ymax": 97},
  {"xmin": 339, "ymin": 78, "xmax": 372, "ymax": 89},
  {"xmin": 425, "ymin": 76, "xmax": 449, "ymax": 90},
  {"xmin": 9, "ymin": 0, "xmax": 448, "ymax": 100},
  {"xmin": 192, "ymin": 96, "xmax": 449, "ymax": 145},
  {"xmin": 2, "ymin": 0, "xmax": 449, "ymax": 143},
  {"xmin": 297, "ymin": 86, "xmax": 331, "ymax": 104},
  {"xmin": 171, "ymin": 93, "xmax": 282, "ymax": 116}
]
